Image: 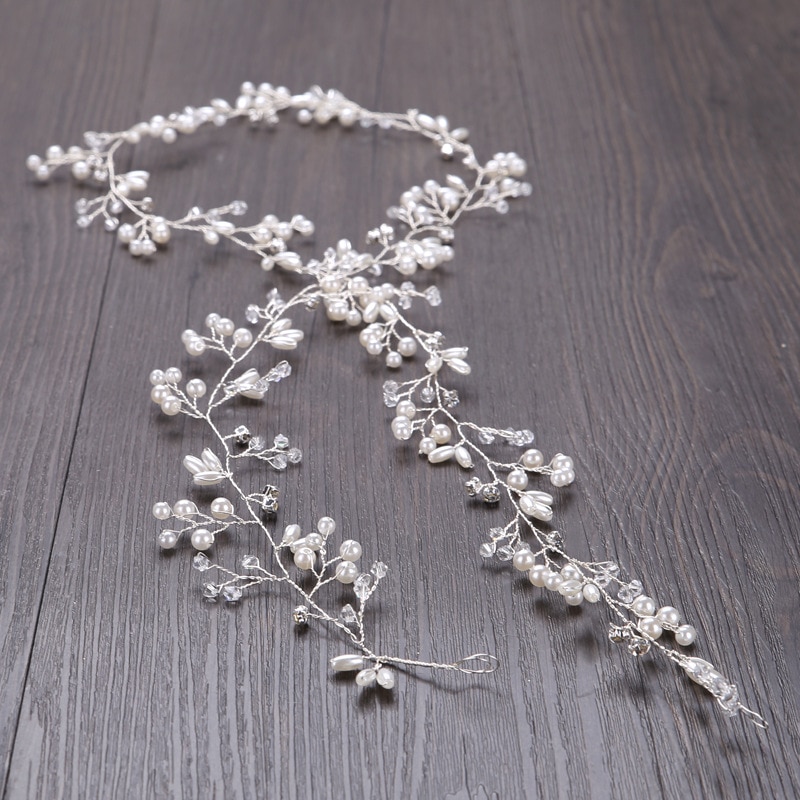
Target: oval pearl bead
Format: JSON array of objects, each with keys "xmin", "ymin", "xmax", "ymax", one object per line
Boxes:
[
  {"xmin": 506, "ymin": 469, "xmax": 529, "ymax": 491},
  {"xmin": 330, "ymin": 654, "xmax": 365, "ymax": 672},
  {"xmin": 431, "ymin": 423, "xmax": 452, "ymax": 444},
  {"xmin": 454, "ymin": 446, "xmax": 473, "ymax": 469},
  {"xmin": 638, "ymin": 617, "xmax": 663, "ymax": 639},
  {"xmin": 632, "ymin": 595, "xmax": 657, "ymax": 618},
  {"xmin": 520, "ymin": 449, "xmax": 544, "ymax": 470},
  {"xmin": 518, "ymin": 494, "xmax": 554, "ymax": 521},
  {"xmin": 355, "ymin": 668, "xmax": 377, "ymax": 687},
  {"xmin": 675, "ymin": 624, "xmax": 697, "ymax": 646},
  {"xmin": 376, "ymin": 667, "xmax": 395, "ymax": 689},
  {"xmin": 210, "ymin": 498, "xmax": 233, "ymax": 519},
  {"xmin": 317, "ymin": 516, "xmax": 336, "ymax": 536},
  {"xmin": 340, "ymin": 540, "xmax": 362, "ymax": 561},
  {"xmin": 293, "ymin": 547, "xmax": 315, "ymax": 570},
  {"xmin": 428, "ymin": 446, "xmax": 455, "ymax": 464},
  {"xmin": 335, "ymin": 561, "xmax": 359, "ymax": 584},
  {"xmin": 565, "ymin": 592, "xmax": 584, "ymax": 606},
  {"xmin": 528, "ymin": 565, "xmax": 549, "ymax": 587},
  {"xmin": 191, "ymin": 528, "xmax": 214, "ymax": 551},
  {"xmin": 656, "ymin": 606, "xmax": 681, "ymax": 628},
  {"xmin": 582, "ymin": 583, "xmax": 601, "ymax": 603},
  {"xmin": 512, "ymin": 549, "xmax": 536, "ymax": 572}
]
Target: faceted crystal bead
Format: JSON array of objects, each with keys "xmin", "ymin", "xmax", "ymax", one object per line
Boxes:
[
  {"xmin": 496, "ymin": 545, "xmax": 515, "ymax": 561},
  {"xmin": 354, "ymin": 573, "xmax": 373, "ymax": 601},
  {"xmin": 626, "ymin": 635, "xmax": 651, "ymax": 656},
  {"xmin": 234, "ymin": 425, "xmax": 252, "ymax": 444},
  {"xmin": 481, "ymin": 485, "xmax": 500, "ymax": 504},
  {"xmin": 545, "ymin": 531, "xmax": 564, "ymax": 549},
  {"xmin": 464, "ymin": 477, "xmax": 481, "ymax": 497},
  {"xmin": 594, "ymin": 561, "xmax": 620, "ymax": 588},
  {"xmin": 202, "ymin": 583, "xmax": 220, "ymax": 599},
  {"xmin": 370, "ymin": 561, "xmax": 388, "ymax": 579},
  {"xmin": 398, "ymin": 295, "xmax": 412, "ymax": 310},
  {"xmin": 478, "ymin": 430, "xmax": 496, "ymax": 445},
  {"xmin": 269, "ymin": 360, "xmax": 292, "ymax": 380},
  {"xmin": 271, "ymin": 454, "xmax": 288, "ymax": 471},
  {"xmin": 479, "ymin": 542, "xmax": 496, "ymax": 558},
  {"xmin": 617, "ymin": 580, "xmax": 644, "ymax": 604},
  {"xmin": 424, "ymin": 286, "xmax": 442, "ymax": 306},
  {"xmin": 250, "ymin": 436, "xmax": 266, "ymax": 451},
  {"xmin": 287, "ymin": 448, "xmax": 303, "ymax": 464},
  {"xmin": 241, "ymin": 555, "xmax": 260, "ymax": 569},
  {"xmin": 222, "ymin": 584, "xmax": 243, "ymax": 602},
  {"xmin": 442, "ymin": 390, "xmax": 459, "ymax": 408},
  {"xmin": 273, "ymin": 434, "xmax": 289, "ymax": 449},
  {"xmin": 339, "ymin": 604, "xmax": 358, "ymax": 624},
  {"xmin": 192, "ymin": 553, "xmax": 211, "ymax": 572},
  {"xmin": 488, "ymin": 526, "xmax": 504, "ymax": 540},
  {"xmin": 419, "ymin": 387, "xmax": 436, "ymax": 403}
]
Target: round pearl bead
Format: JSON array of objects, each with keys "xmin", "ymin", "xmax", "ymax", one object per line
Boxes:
[
  {"xmin": 164, "ymin": 367, "xmax": 182, "ymax": 383},
  {"xmin": 161, "ymin": 396, "xmax": 181, "ymax": 416},
  {"xmin": 431, "ymin": 423, "xmax": 452, "ymax": 444},
  {"xmin": 386, "ymin": 351, "xmax": 402, "ymax": 369},
  {"xmin": 317, "ymin": 516, "xmax": 336, "ymax": 536},
  {"xmin": 632, "ymin": 595, "xmax": 657, "ymax": 617},
  {"xmin": 304, "ymin": 533, "xmax": 323, "ymax": 551},
  {"xmin": 396, "ymin": 400, "xmax": 417, "ymax": 419},
  {"xmin": 210, "ymin": 498, "xmax": 233, "ymax": 519},
  {"xmin": 675, "ymin": 624, "xmax": 697, "ymax": 646},
  {"xmin": 152, "ymin": 222, "xmax": 171, "ymax": 244},
  {"xmin": 512, "ymin": 549, "xmax": 536, "ymax": 572},
  {"xmin": 561, "ymin": 563, "xmax": 582, "ymax": 581},
  {"xmin": 186, "ymin": 379, "xmax": 207, "ymax": 399},
  {"xmin": 205, "ymin": 313, "xmax": 220, "ymax": 329},
  {"xmin": 544, "ymin": 572, "xmax": 564, "ymax": 592},
  {"xmin": 582, "ymin": 583, "xmax": 601, "ymax": 603},
  {"xmin": 565, "ymin": 592, "xmax": 583, "ymax": 606},
  {"xmin": 346, "ymin": 309, "xmax": 362, "ymax": 326},
  {"xmin": 366, "ymin": 340, "xmax": 383, "ymax": 356},
  {"xmin": 191, "ymin": 528, "xmax": 214, "ymax": 551},
  {"xmin": 149, "ymin": 369, "xmax": 166, "ymax": 386},
  {"xmin": 71, "ymin": 160, "xmax": 90, "ymax": 181},
  {"xmin": 340, "ymin": 540, "xmax": 362, "ymax": 561},
  {"xmin": 282, "ymin": 524, "xmax": 302, "ymax": 544},
  {"xmin": 158, "ymin": 530, "xmax": 179, "ymax": 549},
  {"xmin": 293, "ymin": 547, "xmax": 315, "ymax": 570},
  {"xmin": 204, "ymin": 230, "xmax": 219, "ymax": 245},
  {"xmin": 418, "ymin": 437, "xmax": 436, "ymax": 455},
  {"xmin": 233, "ymin": 328, "xmax": 253, "ymax": 348},
  {"xmin": 528, "ymin": 565, "xmax": 549, "ymax": 587},
  {"xmin": 638, "ymin": 617, "xmax": 663, "ymax": 639},
  {"xmin": 150, "ymin": 384, "xmax": 170, "ymax": 404},
  {"xmin": 656, "ymin": 606, "xmax": 681, "ymax": 628},
  {"xmin": 186, "ymin": 339, "xmax": 206, "ymax": 356},
  {"xmin": 173, "ymin": 499, "xmax": 196, "ymax": 517},
  {"xmin": 506, "ymin": 469, "xmax": 529, "ymax": 491},
  {"xmin": 117, "ymin": 224, "xmax": 136, "ymax": 244},
  {"xmin": 520, "ymin": 449, "xmax": 544, "ymax": 470},
  {"xmin": 335, "ymin": 561, "xmax": 359, "ymax": 584},
  {"xmin": 152, "ymin": 501, "xmax": 172, "ymax": 520},
  {"xmin": 215, "ymin": 318, "xmax": 235, "ymax": 337},
  {"xmin": 397, "ymin": 337, "xmax": 417, "ymax": 357}
]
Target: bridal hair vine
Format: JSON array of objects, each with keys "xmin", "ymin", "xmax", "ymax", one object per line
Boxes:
[{"xmin": 27, "ymin": 82, "xmax": 767, "ymax": 727}]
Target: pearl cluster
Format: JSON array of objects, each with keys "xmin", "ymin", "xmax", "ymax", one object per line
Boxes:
[{"xmin": 29, "ymin": 83, "xmax": 764, "ymax": 726}]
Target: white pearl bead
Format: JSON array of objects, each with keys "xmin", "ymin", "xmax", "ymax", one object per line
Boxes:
[
  {"xmin": 152, "ymin": 501, "xmax": 172, "ymax": 520},
  {"xmin": 391, "ymin": 416, "xmax": 413, "ymax": 441},
  {"xmin": 656, "ymin": 606, "xmax": 681, "ymax": 628},
  {"xmin": 551, "ymin": 454, "xmax": 574, "ymax": 471},
  {"xmin": 26, "ymin": 154, "xmax": 42, "ymax": 171},
  {"xmin": 396, "ymin": 400, "xmax": 416, "ymax": 419},
  {"xmin": 117, "ymin": 224, "xmax": 136, "ymax": 244},
  {"xmin": 582, "ymin": 583, "xmax": 601, "ymax": 603},
  {"xmin": 528, "ymin": 565, "xmax": 549, "ymax": 587},
  {"xmin": 544, "ymin": 572, "xmax": 563, "ymax": 592},
  {"xmin": 427, "ymin": 446, "xmax": 455, "ymax": 464},
  {"xmin": 512, "ymin": 549, "xmax": 536, "ymax": 571},
  {"xmin": 128, "ymin": 239, "xmax": 143, "ymax": 257},
  {"xmin": 418, "ymin": 437, "xmax": 436, "ymax": 455},
  {"xmin": 335, "ymin": 561, "xmax": 359, "ymax": 584},
  {"xmin": 316, "ymin": 516, "xmax": 336, "ymax": 536},
  {"xmin": 675, "ymin": 624, "xmax": 697, "ymax": 646},
  {"xmin": 282, "ymin": 524, "xmax": 302, "ymax": 544},
  {"xmin": 161, "ymin": 396, "xmax": 181, "ymax": 416},
  {"xmin": 186, "ymin": 338, "xmax": 206, "ymax": 356},
  {"xmin": 152, "ymin": 222, "xmax": 171, "ymax": 244},
  {"xmin": 565, "ymin": 592, "xmax": 583, "ymax": 606},
  {"xmin": 340, "ymin": 540, "xmax": 362, "ymax": 561},
  {"xmin": 164, "ymin": 367, "xmax": 182, "ymax": 383},
  {"xmin": 366, "ymin": 340, "xmax": 383, "ymax": 356},
  {"xmin": 293, "ymin": 547, "xmax": 315, "ymax": 570},
  {"xmin": 345, "ymin": 309, "xmax": 362, "ymax": 326},
  {"xmin": 326, "ymin": 301, "xmax": 349, "ymax": 321},
  {"xmin": 376, "ymin": 667, "xmax": 395, "ymax": 689},
  {"xmin": 506, "ymin": 469, "xmax": 529, "ymax": 491},
  {"xmin": 520, "ymin": 449, "xmax": 544, "ymax": 470},
  {"xmin": 210, "ymin": 498, "xmax": 233, "ymax": 519},
  {"xmin": 632, "ymin": 595, "xmax": 657, "ymax": 617},
  {"xmin": 204, "ymin": 230, "xmax": 219, "ymax": 245},
  {"xmin": 386, "ymin": 351, "xmax": 402, "ymax": 369},
  {"xmin": 304, "ymin": 533, "xmax": 323, "ymax": 551},
  {"xmin": 186, "ymin": 379, "xmax": 206, "ymax": 398},
  {"xmin": 150, "ymin": 384, "xmax": 170, "ymax": 404},
  {"xmin": 46, "ymin": 144, "xmax": 64, "ymax": 159},
  {"xmin": 71, "ymin": 161, "xmax": 90, "ymax": 181},
  {"xmin": 215, "ymin": 318, "xmax": 234, "ymax": 337},
  {"xmin": 638, "ymin": 617, "xmax": 663, "ymax": 639},
  {"xmin": 191, "ymin": 528, "xmax": 214, "ymax": 551},
  {"xmin": 431, "ymin": 423, "xmax": 452, "ymax": 444},
  {"xmin": 329, "ymin": 654, "xmax": 365, "ymax": 672},
  {"xmin": 173, "ymin": 499, "xmax": 196, "ymax": 517},
  {"xmin": 158, "ymin": 530, "xmax": 179, "ymax": 549},
  {"xmin": 149, "ymin": 369, "xmax": 166, "ymax": 386},
  {"xmin": 454, "ymin": 446, "xmax": 473, "ymax": 469},
  {"xmin": 561, "ymin": 563, "xmax": 582, "ymax": 581},
  {"xmin": 233, "ymin": 328, "xmax": 253, "ymax": 348},
  {"xmin": 397, "ymin": 337, "xmax": 417, "ymax": 357}
]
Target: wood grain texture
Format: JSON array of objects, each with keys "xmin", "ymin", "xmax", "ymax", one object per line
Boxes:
[{"xmin": 1, "ymin": 0, "xmax": 798, "ymax": 797}]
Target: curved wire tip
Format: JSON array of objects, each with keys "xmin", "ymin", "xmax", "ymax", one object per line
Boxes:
[
  {"xmin": 738, "ymin": 705, "xmax": 769, "ymax": 730},
  {"xmin": 451, "ymin": 653, "xmax": 500, "ymax": 674}
]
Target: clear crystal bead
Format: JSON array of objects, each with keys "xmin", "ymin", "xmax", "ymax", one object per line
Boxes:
[
  {"xmin": 273, "ymin": 434, "xmax": 289, "ymax": 450},
  {"xmin": 593, "ymin": 561, "xmax": 620, "ymax": 588},
  {"xmin": 496, "ymin": 545, "xmax": 515, "ymax": 561},
  {"xmin": 192, "ymin": 553, "xmax": 211, "ymax": 572},
  {"xmin": 241, "ymin": 555, "xmax": 260, "ymax": 569},
  {"xmin": 287, "ymin": 448, "xmax": 302, "ymax": 464},
  {"xmin": 234, "ymin": 425, "xmax": 252, "ymax": 444},
  {"xmin": 250, "ymin": 436, "xmax": 266, "ymax": 451},
  {"xmin": 442, "ymin": 390, "xmax": 459, "ymax": 408},
  {"xmin": 293, "ymin": 605, "xmax": 309, "ymax": 625},
  {"xmin": 424, "ymin": 286, "xmax": 442, "ymax": 306},
  {"xmin": 398, "ymin": 295, "xmax": 412, "ymax": 310},
  {"xmin": 339, "ymin": 604, "xmax": 358, "ymax": 624},
  {"xmin": 202, "ymin": 582, "xmax": 220, "ymax": 599},
  {"xmin": 478, "ymin": 430, "xmax": 495, "ymax": 445},
  {"xmin": 627, "ymin": 635, "xmax": 651, "ymax": 656},
  {"xmin": 354, "ymin": 573, "xmax": 373, "ymax": 601},
  {"xmin": 419, "ymin": 387, "xmax": 436, "ymax": 403},
  {"xmin": 617, "ymin": 580, "xmax": 644, "ymax": 604},
  {"xmin": 370, "ymin": 561, "xmax": 388, "ymax": 579},
  {"xmin": 481, "ymin": 485, "xmax": 500, "ymax": 504},
  {"xmin": 464, "ymin": 477, "xmax": 481, "ymax": 496},
  {"xmin": 479, "ymin": 542, "xmax": 496, "ymax": 558},
  {"xmin": 230, "ymin": 200, "xmax": 248, "ymax": 215},
  {"xmin": 269, "ymin": 360, "xmax": 292, "ymax": 380},
  {"xmin": 222, "ymin": 584, "xmax": 243, "ymax": 602},
  {"xmin": 488, "ymin": 527, "xmax": 504, "ymax": 540},
  {"xmin": 245, "ymin": 305, "xmax": 260, "ymax": 324},
  {"xmin": 272, "ymin": 453, "xmax": 288, "ymax": 471},
  {"xmin": 545, "ymin": 531, "xmax": 564, "ymax": 549}
]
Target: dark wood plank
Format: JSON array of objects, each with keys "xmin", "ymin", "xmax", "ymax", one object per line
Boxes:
[{"xmin": 1, "ymin": 0, "xmax": 798, "ymax": 797}]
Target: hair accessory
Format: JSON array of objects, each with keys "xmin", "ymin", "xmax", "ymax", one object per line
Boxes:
[{"xmin": 27, "ymin": 82, "xmax": 766, "ymax": 727}]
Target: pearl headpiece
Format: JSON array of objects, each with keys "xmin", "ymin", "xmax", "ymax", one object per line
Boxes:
[{"xmin": 27, "ymin": 82, "xmax": 766, "ymax": 727}]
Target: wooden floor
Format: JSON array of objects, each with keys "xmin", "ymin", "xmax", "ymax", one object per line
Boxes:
[{"xmin": 1, "ymin": 1, "xmax": 799, "ymax": 797}]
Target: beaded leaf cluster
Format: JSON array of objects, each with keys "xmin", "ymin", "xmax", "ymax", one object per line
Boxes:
[{"xmin": 27, "ymin": 82, "xmax": 766, "ymax": 725}]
